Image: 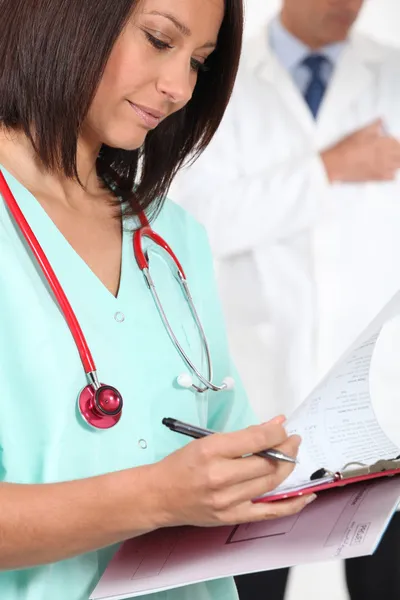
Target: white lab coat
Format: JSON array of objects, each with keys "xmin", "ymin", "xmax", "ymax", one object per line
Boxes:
[{"xmin": 170, "ymin": 25, "xmax": 400, "ymax": 423}]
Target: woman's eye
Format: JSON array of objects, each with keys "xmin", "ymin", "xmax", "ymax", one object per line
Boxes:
[
  {"xmin": 190, "ymin": 58, "xmax": 210, "ymax": 74},
  {"xmin": 144, "ymin": 30, "xmax": 210, "ymax": 74},
  {"xmin": 145, "ymin": 31, "xmax": 173, "ymax": 51}
]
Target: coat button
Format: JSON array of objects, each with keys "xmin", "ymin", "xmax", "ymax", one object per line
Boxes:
[
  {"xmin": 114, "ymin": 311, "xmax": 125, "ymax": 323},
  {"xmin": 138, "ymin": 439, "xmax": 148, "ymax": 450}
]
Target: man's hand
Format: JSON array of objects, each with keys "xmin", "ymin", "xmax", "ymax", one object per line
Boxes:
[{"xmin": 321, "ymin": 119, "xmax": 400, "ymax": 183}]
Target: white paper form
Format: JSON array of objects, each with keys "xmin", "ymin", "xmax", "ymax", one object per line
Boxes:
[
  {"xmin": 90, "ymin": 478, "xmax": 400, "ymax": 600},
  {"xmin": 274, "ymin": 291, "xmax": 400, "ymax": 490}
]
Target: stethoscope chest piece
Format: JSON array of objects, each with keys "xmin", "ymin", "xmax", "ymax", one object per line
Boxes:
[{"xmin": 78, "ymin": 384, "xmax": 123, "ymax": 429}]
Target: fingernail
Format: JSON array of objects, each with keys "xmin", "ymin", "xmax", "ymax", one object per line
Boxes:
[
  {"xmin": 305, "ymin": 494, "xmax": 317, "ymax": 505},
  {"xmin": 265, "ymin": 415, "xmax": 286, "ymax": 425}
]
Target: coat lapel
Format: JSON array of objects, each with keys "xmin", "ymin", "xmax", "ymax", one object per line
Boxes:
[
  {"xmin": 245, "ymin": 30, "xmax": 316, "ymax": 138},
  {"xmin": 316, "ymin": 37, "xmax": 376, "ymax": 140}
]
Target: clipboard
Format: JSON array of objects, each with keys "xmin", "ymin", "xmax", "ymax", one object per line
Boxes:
[{"xmin": 256, "ymin": 457, "xmax": 400, "ymax": 503}]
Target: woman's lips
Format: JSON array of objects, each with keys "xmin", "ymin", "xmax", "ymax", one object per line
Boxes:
[{"xmin": 128, "ymin": 102, "xmax": 164, "ymax": 129}]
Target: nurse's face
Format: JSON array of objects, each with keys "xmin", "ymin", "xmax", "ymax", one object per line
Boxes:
[
  {"xmin": 282, "ymin": 0, "xmax": 364, "ymax": 48},
  {"xmin": 84, "ymin": 0, "xmax": 224, "ymax": 151}
]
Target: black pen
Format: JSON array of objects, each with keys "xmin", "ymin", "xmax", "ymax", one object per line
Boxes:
[{"xmin": 162, "ymin": 418, "xmax": 298, "ymax": 464}]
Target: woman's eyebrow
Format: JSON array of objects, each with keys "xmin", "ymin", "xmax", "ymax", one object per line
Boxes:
[{"xmin": 147, "ymin": 10, "xmax": 216, "ymax": 49}]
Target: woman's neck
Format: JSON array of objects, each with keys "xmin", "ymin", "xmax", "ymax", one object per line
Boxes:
[{"xmin": 0, "ymin": 127, "xmax": 107, "ymax": 212}]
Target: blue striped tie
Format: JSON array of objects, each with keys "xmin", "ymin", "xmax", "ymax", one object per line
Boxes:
[{"xmin": 302, "ymin": 54, "xmax": 329, "ymax": 118}]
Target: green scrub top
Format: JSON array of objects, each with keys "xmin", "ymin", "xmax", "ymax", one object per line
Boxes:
[{"xmin": 0, "ymin": 167, "xmax": 256, "ymax": 600}]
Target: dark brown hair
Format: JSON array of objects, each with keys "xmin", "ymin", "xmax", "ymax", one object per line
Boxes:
[{"xmin": 0, "ymin": 0, "xmax": 243, "ymax": 218}]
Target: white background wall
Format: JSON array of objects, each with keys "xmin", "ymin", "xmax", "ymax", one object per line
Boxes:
[
  {"xmin": 240, "ymin": 1, "xmax": 399, "ymax": 599},
  {"xmin": 244, "ymin": 0, "xmax": 400, "ymax": 47}
]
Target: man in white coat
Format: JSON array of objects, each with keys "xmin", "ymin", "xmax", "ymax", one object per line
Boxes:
[{"xmin": 170, "ymin": 0, "xmax": 400, "ymax": 598}]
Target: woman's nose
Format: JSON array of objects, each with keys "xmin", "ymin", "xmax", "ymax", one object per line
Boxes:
[{"xmin": 157, "ymin": 61, "xmax": 195, "ymax": 106}]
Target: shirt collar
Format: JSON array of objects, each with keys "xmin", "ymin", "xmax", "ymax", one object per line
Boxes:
[{"xmin": 269, "ymin": 16, "xmax": 346, "ymax": 71}]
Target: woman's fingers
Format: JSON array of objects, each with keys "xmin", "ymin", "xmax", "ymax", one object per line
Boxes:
[
  {"xmin": 268, "ymin": 433, "xmax": 301, "ymax": 464},
  {"xmin": 158, "ymin": 420, "xmax": 308, "ymax": 529},
  {"xmin": 211, "ymin": 418, "xmax": 290, "ymax": 460},
  {"xmin": 266, "ymin": 434, "xmax": 302, "ymax": 483},
  {"xmin": 252, "ymin": 494, "xmax": 317, "ymax": 520},
  {"xmin": 214, "ymin": 474, "xmax": 283, "ymax": 507},
  {"xmin": 239, "ymin": 494, "xmax": 317, "ymax": 524},
  {"xmin": 215, "ymin": 434, "xmax": 301, "ymax": 487},
  {"xmin": 214, "ymin": 457, "xmax": 299, "ymax": 508}
]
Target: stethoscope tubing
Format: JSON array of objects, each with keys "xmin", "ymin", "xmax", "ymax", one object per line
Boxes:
[
  {"xmin": 143, "ymin": 267, "xmax": 217, "ymax": 393},
  {"xmin": 135, "ymin": 224, "xmax": 220, "ymax": 393},
  {"xmin": 0, "ymin": 171, "xmax": 96, "ymax": 374}
]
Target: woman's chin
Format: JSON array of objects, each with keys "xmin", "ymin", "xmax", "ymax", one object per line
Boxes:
[{"xmin": 102, "ymin": 129, "xmax": 148, "ymax": 151}]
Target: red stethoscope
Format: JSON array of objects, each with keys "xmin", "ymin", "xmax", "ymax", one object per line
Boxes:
[{"xmin": 0, "ymin": 170, "xmax": 234, "ymax": 429}]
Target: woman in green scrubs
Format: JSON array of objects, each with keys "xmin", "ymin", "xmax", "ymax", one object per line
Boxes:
[{"xmin": 0, "ymin": 0, "xmax": 315, "ymax": 599}]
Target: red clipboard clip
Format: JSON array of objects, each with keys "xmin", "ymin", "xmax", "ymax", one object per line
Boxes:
[{"xmin": 258, "ymin": 456, "xmax": 400, "ymax": 503}]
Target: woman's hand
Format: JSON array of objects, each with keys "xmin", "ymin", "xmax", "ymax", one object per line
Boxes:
[
  {"xmin": 0, "ymin": 416, "xmax": 314, "ymax": 569},
  {"xmin": 151, "ymin": 416, "xmax": 315, "ymax": 528}
]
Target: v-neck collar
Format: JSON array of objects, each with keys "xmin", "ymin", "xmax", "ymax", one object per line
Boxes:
[{"xmin": 0, "ymin": 164, "xmax": 134, "ymax": 309}]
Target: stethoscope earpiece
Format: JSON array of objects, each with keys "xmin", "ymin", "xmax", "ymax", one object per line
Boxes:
[
  {"xmin": 222, "ymin": 377, "xmax": 235, "ymax": 391},
  {"xmin": 177, "ymin": 373, "xmax": 194, "ymax": 388},
  {"xmin": 177, "ymin": 373, "xmax": 235, "ymax": 392}
]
